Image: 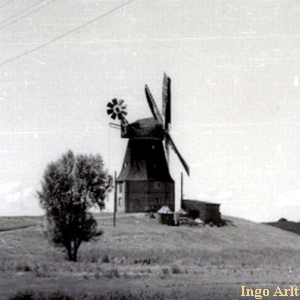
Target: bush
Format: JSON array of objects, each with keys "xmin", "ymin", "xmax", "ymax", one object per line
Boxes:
[{"xmin": 279, "ymin": 217, "xmax": 288, "ymax": 222}]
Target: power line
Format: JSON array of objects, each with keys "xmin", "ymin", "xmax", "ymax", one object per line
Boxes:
[
  {"xmin": 0, "ymin": 0, "xmax": 58, "ymax": 31},
  {"xmin": 0, "ymin": 0, "xmax": 134, "ymax": 67},
  {"xmin": 0, "ymin": 0, "xmax": 48, "ymax": 27}
]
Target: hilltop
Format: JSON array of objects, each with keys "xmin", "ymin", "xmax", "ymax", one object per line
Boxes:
[
  {"xmin": 264, "ymin": 218, "xmax": 300, "ymax": 236},
  {"xmin": 1, "ymin": 213, "xmax": 300, "ymax": 299}
]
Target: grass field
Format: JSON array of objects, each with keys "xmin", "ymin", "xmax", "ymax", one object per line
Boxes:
[{"xmin": 1, "ymin": 213, "xmax": 300, "ymax": 299}]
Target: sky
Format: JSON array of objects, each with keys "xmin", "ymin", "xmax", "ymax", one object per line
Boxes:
[{"xmin": 1, "ymin": 0, "xmax": 300, "ymax": 222}]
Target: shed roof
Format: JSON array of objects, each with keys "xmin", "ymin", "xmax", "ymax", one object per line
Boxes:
[
  {"xmin": 183, "ymin": 199, "xmax": 220, "ymax": 206},
  {"xmin": 157, "ymin": 206, "xmax": 173, "ymax": 214}
]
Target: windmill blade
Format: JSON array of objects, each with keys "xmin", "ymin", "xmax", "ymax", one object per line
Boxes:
[
  {"xmin": 164, "ymin": 138, "xmax": 170, "ymax": 165},
  {"xmin": 107, "ymin": 102, "xmax": 114, "ymax": 108},
  {"xmin": 162, "ymin": 73, "xmax": 171, "ymax": 130},
  {"xmin": 145, "ymin": 85, "xmax": 164, "ymax": 124},
  {"xmin": 165, "ymin": 131, "xmax": 190, "ymax": 176},
  {"xmin": 119, "ymin": 99, "xmax": 127, "ymax": 110}
]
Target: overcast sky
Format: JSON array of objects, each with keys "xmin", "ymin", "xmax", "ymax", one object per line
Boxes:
[{"xmin": 1, "ymin": 0, "xmax": 300, "ymax": 222}]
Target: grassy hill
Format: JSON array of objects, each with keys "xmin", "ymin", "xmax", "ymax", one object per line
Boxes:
[
  {"xmin": 264, "ymin": 218, "xmax": 300, "ymax": 235},
  {"xmin": 1, "ymin": 213, "xmax": 300, "ymax": 299}
]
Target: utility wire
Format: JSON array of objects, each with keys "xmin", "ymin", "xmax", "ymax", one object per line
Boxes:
[
  {"xmin": 0, "ymin": 0, "xmax": 134, "ymax": 67},
  {"xmin": 0, "ymin": 0, "xmax": 48, "ymax": 27},
  {"xmin": 0, "ymin": 0, "xmax": 58, "ymax": 31}
]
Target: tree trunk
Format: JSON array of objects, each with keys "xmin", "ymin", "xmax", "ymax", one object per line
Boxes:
[{"xmin": 67, "ymin": 239, "xmax": 80, "ymax": 262}]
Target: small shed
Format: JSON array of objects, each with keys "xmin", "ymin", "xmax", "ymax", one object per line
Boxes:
[
  {"xmin": 182, "ymin": 199, "xmax": 221, "ymax": 225},
  {"xmin": 157, "ymin": 206, "xmax": 174, "ymax": 225}
]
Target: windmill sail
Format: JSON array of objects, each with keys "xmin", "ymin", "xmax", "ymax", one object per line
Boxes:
[
  {"xmin": 145, "ymin": 75, "xmax": 189, "ymax": 175},
  {"xmin": 162, "ymin": 73, "xmax": 171, "ymax": 162},
  {"xmin": 145, "ymin": 85, "xmax": 164, "ymax": 124},
  {"xmin": 162, "ymin": 73, "xmax": 171, "ymax": 130},
  {"xmin": 165, "ymin": 131, "xmax": 190, "ymax": 176}
]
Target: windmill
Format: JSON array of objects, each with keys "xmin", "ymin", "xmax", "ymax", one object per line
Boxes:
[{"xmin": 107, "ymin": 73, "xmax": 189, "ymax": 213}]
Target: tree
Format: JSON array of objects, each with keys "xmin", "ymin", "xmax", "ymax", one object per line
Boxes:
[
  {"xmin": 75, "ymin": 152, "xmax": 113, "ymax": 211},
  {"xmin": 38, "ymin": 150, "xmax": 112, "ymax": 261}
]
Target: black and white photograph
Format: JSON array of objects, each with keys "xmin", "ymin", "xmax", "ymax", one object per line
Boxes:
[{"xmin": 1, "ymin": 0, "xmax": 300, "ymax": 299}]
